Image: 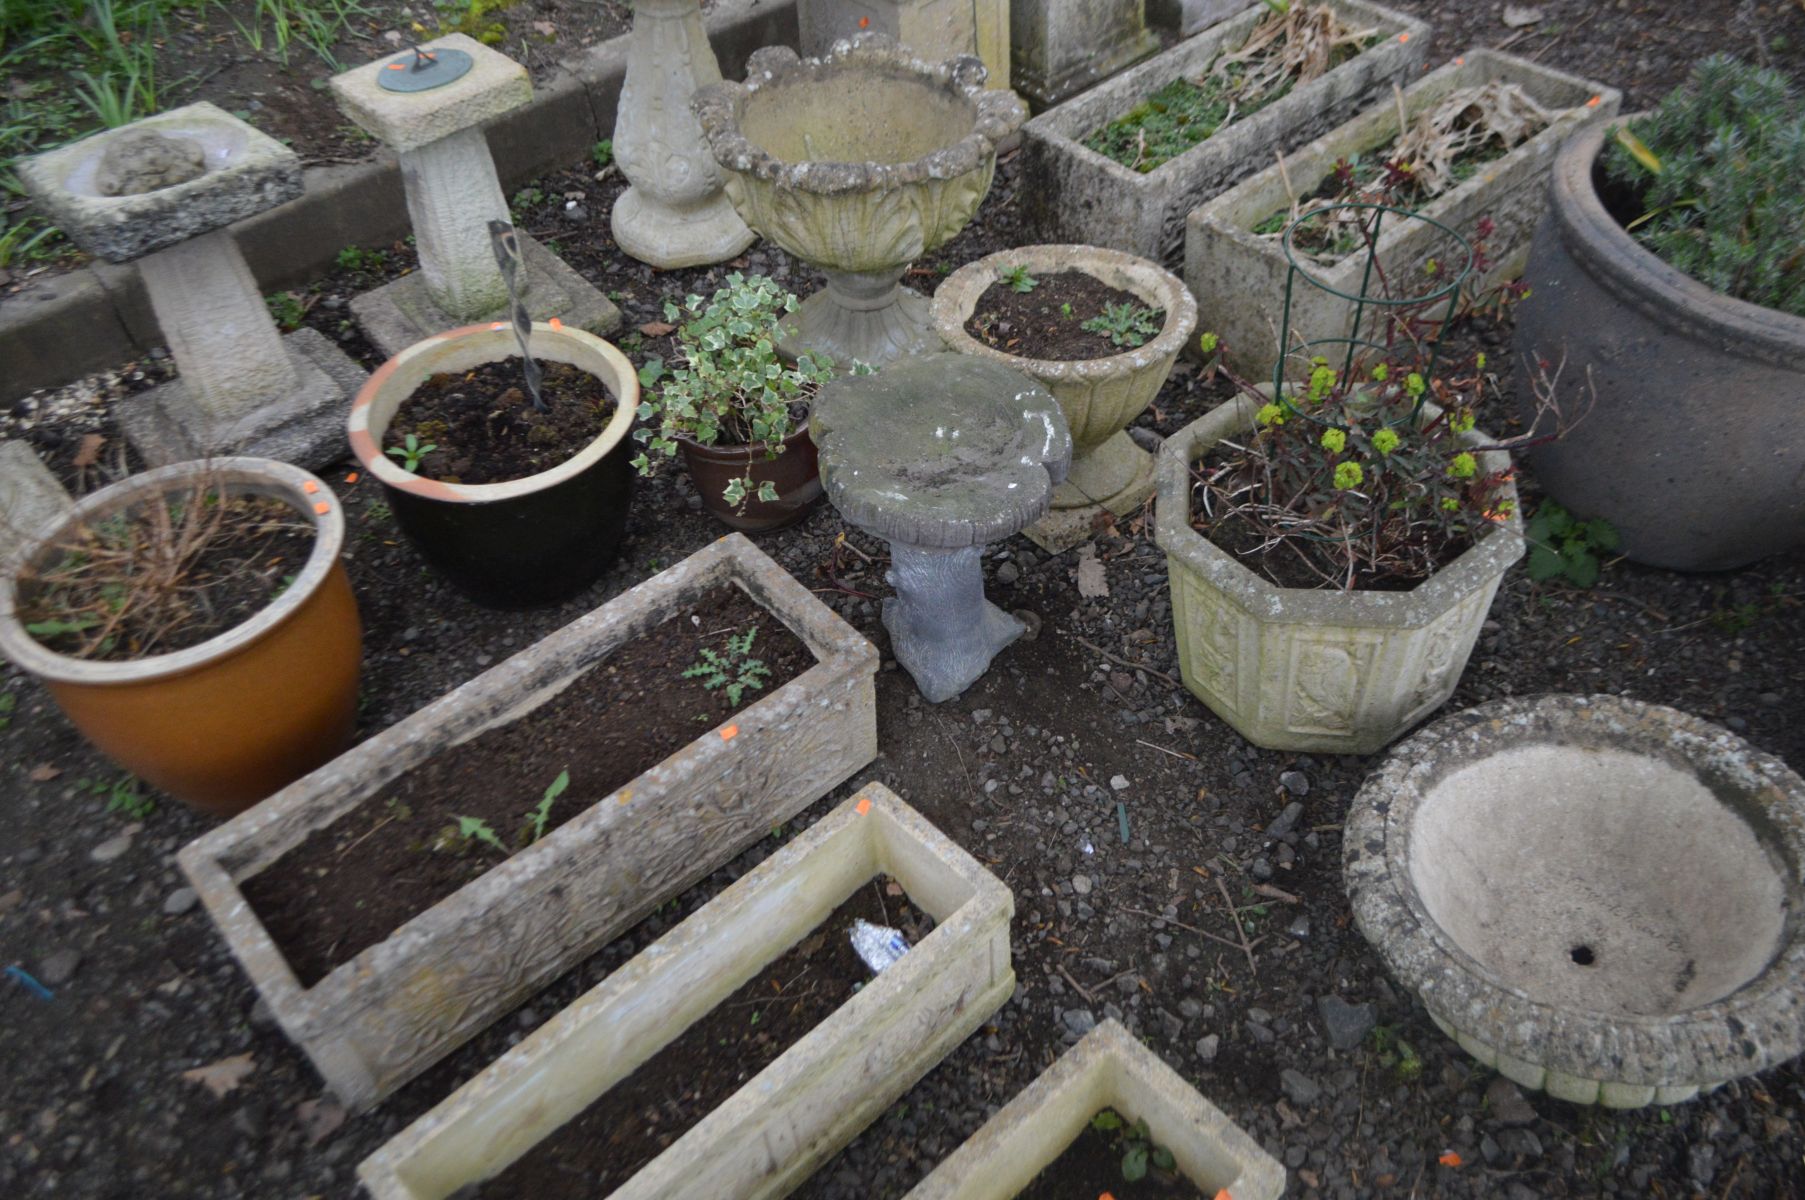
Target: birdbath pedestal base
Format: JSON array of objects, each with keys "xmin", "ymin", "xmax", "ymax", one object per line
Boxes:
[{"xmin": 881, "ymin": 542, "xmax": 1025, "ymax": 703}]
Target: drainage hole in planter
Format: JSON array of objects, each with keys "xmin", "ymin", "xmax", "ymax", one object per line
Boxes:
[{"xmin": 1570, "ymin": 945, "xmax": 1596, "ymax": 966}]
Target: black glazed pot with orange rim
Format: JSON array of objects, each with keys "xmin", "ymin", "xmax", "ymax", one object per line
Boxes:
[
  {"xmin": 678, "ymin": 423, "xmax": 824, "ymax": 532},
  {"xmin": 347, "ymin": 322, "xmax": 638, "ymax": 608}
]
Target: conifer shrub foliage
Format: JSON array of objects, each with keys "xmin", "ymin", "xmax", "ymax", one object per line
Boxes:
[{"xmin": 1604, "ymin": 55, "xmax": 1805, "ymax": 317}]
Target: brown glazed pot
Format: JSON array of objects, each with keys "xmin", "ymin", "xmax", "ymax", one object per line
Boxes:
[
  {"xmin": 0, "ymin": 458, "xmax": 361, "ymax": 817},
  {"xmin": 678, "ymin": 423, "xmax": 823, "ymax": 532}
]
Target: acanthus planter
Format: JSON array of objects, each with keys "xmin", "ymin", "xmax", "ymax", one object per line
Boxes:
[
  {"xmin": 902, "ymin": 1019, "xmax": 1284, "ymax": 1200},
  {"xmin": 1345, "ymin": 694, "xmax": 1805, "ymax": 1107},
  {"xmin": 178, "ymin": 534, "xmax": 878, "ymax": 1110},
  {"xmin": 1019, "ymin": 0, "xmax": 1428, "ymax": 264},
  {"xmin": 0, "ymin": 457, "xmax": 361, "ymax": 818},
  {"xmin": 357, "ymin": 782, "xmax": 1014, "ymax": 1199},
  {"xmin": 931, "ymin": 244, "xmax": 1197, "ymax": 553},
  {"xmin": 1510, "ymin": 118, "xmax": 1805, "ymax": 571},
  {"xmin": 1153, "ymin": 396, "xmax": 1522, "ymax": 755},
  {"xmin": 1186, "ymin": 48, "xmax": 1619, "ymax": 381},
  {"xmin": 346, "ymin": 321, "xmax": 637, "ymax": 608},
  {"xmin": 677, "ymin": 423, "xmax": 825, "ymax": 532}
]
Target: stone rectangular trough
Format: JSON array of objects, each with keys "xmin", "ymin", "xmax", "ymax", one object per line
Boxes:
[
  {"xmin": 1185, "ymin": 48, "xmax": 1620, "ymax": 380},
  {"xmin": 179, "ymin": 534, "xmax": 877, "ymax": 1110},
  {"xmin": 1019, "ymin": 0, "xmax": 1427, "ymax": 264},
  {"xmin": 356, "ymin": 783, "xmax": 1015, "ymax": 1199},
  {"xmin": 902, "ymin": 1019, "xmax": 1285, "ymax": 1200}
]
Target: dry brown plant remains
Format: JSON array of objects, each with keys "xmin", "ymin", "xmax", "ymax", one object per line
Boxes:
[{"xmin": 1214, "ymin": 2, "xmax": 1377, "ymax": 107}]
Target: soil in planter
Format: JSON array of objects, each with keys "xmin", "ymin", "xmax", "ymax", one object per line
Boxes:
[
  {"xmin": 1014, "ymin": 1109, "xmax": 1202, "ymax": 1199},
  {"xmin": 241, "ymin": 584, "xmax": 815, "ymax": 986},
  {"xmin": 18, "ymin": 492, "xmax": 314, "ymax": 662},
  {"xmin": 381, "ymin": 358, "xmax": 616, "ymax": 486},
  {"xmin": 1198, "ymin": 500, "xmax": 1478, "ymax": 593},
  {"xmin": 966, "ymin": 271, "xmax": 1165, "ymax": 361},
  {"xmin": 473, "ymin": 876, "xmax": 934, "ymax": 1197}
]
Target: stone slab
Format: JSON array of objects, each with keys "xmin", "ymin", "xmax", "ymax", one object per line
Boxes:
[
  {"xmin": 331, "ymin": 33, "xmax": 532, "ymax": 155},
  {"xmin": 902, "ymin": 1019, "xmax": 1285, "ymax": 1200},
  {"xmin": 179, "ymin": 534, "xmax": 879, "ymax": 1109},
  {"xmin": 0, "ymin": 441, "xmax": 73, "ymax": 568},
  {"xmin": 115, "ymin": 327, "xmax": 366, "ymax": 469},
  {"xmin": 1025, "ymin": 445, "xmax": 1155, "ymax": 554},
  {"xmin": 349, "ymin": 233, "xmax": 620, "ymax": 359},
  {"xmin": 17, "ymin": 102, "xmax": 302, "ymax": 264},
  {"xmin": 798, "ymin": 0, "xmax": 1011, "ymax": 90},
  {"xmin": 357, "ymin": 783, "xmax": 1013, "ymax": 1198},
  {"xmin": 1011, "ymin": 0, "xmax": 1159, "ymax": 110},
  {"xmin": 1020, "ymin": 0, "xmax": 1429, "ymax": 264}
]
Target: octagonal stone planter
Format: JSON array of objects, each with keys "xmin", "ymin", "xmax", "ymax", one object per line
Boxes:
[
  {"xmin": 1345, "ymin": 694, "xmax": 1805, "ymax": 1107},
  {"xmin": 1019, "ymin": 0, "xmax": 1428, "ymax": 264},
  {"xmin": 902, "ymin": 1019, "xmax": 1284, "ymax": 1200},
  {"xmin": 1153, "ymin": 395, "xmax": 1521, "ymax": 754},
  {"xmin": 179, "ymin": 534, "xmax": 878, "ymax": 1110},
  {"xmin": 1185, "ymin": 48, "xmax": 1619, "ymax": 381},
  {"xmin": 932, "ymin": 244, "xmax": 1197, "ymax": 552},
  {"xmin": 358, "ymin": 783, "xmax": 1014, "ymax": 1199}
]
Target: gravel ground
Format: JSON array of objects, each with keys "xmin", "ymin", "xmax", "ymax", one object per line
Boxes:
[{"xmin": 4, "ymin": 6, "xmax": 1805, "ymax": 1197}]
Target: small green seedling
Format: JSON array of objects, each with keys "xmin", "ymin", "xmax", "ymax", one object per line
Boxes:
[
  {"xmin": 1089, "ymin": 1109, "xmax": 1176, "ymax": 1183},
  {"xmin": 0, "ymin": 690, "xmax": 13, "ymax": 731},
  {"xmin": 593, "ymin": 138, "xmax": 614, "ymax": 167},
  {"xmin": 456, "ymin": 815, "xmax": 507, "ymax": 854},
  {"xmin": 998, "ymin": 264, "xmax": 1038, "ymax": 294},
  {"xmin": 524, "ymin": 769, "xmax": 569, "ymax": 843},
  {"xmin": 1059, "ymin": 302, "xmax": 1074, "ymax": 318},
  {"xmin": 79, "ymin": 774, "xmax": 154, "ymax": 820},
  {"xmin": 683, "ymin": 625, "xmax": 772, "ymax": 706},
  {"xmin": 452, "ymin": 766, "xmax": 573, "ymax": 856},
  {"xmin": 386, "ymin": 434, "xmax": 437, "ymax": 473},
  {"xmin": 1081, "ymin": 302, "xmax": 1163, "ymax": 348},
  {"xmin": 1525, "ymin": 500, "xmax": 1620, "ymax": 588},
  {"xmin": 1369, "ymin": 1024, "xmax": 1424, "ymax": 1082},
  {"xmin": 266, "ymin": 291, "xmax": 305, "ymax": 332}
]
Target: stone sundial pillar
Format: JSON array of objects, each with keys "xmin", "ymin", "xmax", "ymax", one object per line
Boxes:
[
  {"xmin": 610, "ymin": 0, "xmax": 755, "ymax": 269},
  {"xmin": 331, "ymin": 34, "xmax": 619, "ymax": 356}
]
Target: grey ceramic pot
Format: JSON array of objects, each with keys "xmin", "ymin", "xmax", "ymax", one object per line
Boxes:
[{"xmin": 1511, "ymin": 119, "xmax": 1805, "ymax": 571}]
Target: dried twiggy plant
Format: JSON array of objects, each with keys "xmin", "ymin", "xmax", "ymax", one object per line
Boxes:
[{"xmin": 1213, "ymin": 1, "xmax": 1376, "ymax": 108}]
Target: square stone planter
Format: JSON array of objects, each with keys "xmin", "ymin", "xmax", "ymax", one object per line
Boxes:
[
  {"xmin": 357, "ymin": 783, "xmax": 1015, "ymax": 1199},
  {"xmin": 1011, "ymin": 0, "xmax": 1159, "ymax": 111},
  {"xmin": 178, "ymin": 533, "xmax": 878, "ymax": 1110},
  {"xmin": 902, "ymin": 1019, "xmax": 1284, "ymax": 1200},
  {"xmin": 1019, "ymin": 0, "xmax": 1428, "ymax": 264},
  {"xmin": 1186, "ymin": 48, "xmax": 1620, "ymax": 380},
  {"xmin": 1154, "ymin": 396, "xmax": 1522, "ymax": 755}
]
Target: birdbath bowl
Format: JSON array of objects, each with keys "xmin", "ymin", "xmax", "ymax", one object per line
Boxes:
[
  {"xmin": 811, "ymin": 353, "xmax": 1070, "ymax": 702},
  {"xmin": 694, "ymin": 36, "xmax": 1025, "ymax": 368},
  {"xmin": 1346, "ymin": 693, "xmax": 1805, "ymax": 1108}
]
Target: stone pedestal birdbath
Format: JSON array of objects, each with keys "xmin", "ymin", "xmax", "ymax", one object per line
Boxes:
[
  {"xmin": 332, "ymin": 35, "xmax": 619, "ymax": 357},
  {"xmin": 811, "ymin": 352, "xmax": 1070, "ymax": 701},
  {"xmin": 17, "ymin": 103, "xmax": 367, "ymax": 468},
  {"xmin": 1346, "ymin": 693, "xmax": 1805, "ymax": 1107},
  {"xmin": 693, "ymin": 36, "xmax": 1025, "ymax": 369},
  {"xmin": 611, "ymin": 0, "xmax": 756, "ymax": 268}
]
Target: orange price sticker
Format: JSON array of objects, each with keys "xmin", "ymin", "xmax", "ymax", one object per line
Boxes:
[
  {"xmin": 1586, "ymin": 94, "xmax": 1602, "ymax": 107},
  {"xmin": 548, "ymin": 316, "xmax": 563, "ymax": 330},
  {"xmin": 344, "ymin": 472, "xmax": 360, "ymax": 484},
  {"xmin": 720, "ymin": 724, "xmax": 739, "ymax": 742},
  {"xmin": 1453, "ymin": 56, "xmax": 1465, "ymax": 65},
  {"xmin": 855, "ymin": 795, "xmax": 872, "ymax": 816},
  {"xmin": 491, "ymin": 322, "xmax": 507, "ymax": 331},
  {"xmin": 1215, "ymin": 1190, "xmax": 1234, "ymax": 1200},
  {"xmin": 313, "ymin": 501, "xmax": 331, "ymax": 515},
  {"xmin": 1439, "ymin": 1152, "xmax": 1463, "ymax": 1168},
  {"xmin": 1397, "ymin": 31, "xmax": 1410, "ymax": 42},
  {"xmin": 385, "ymin": 62, "xmax": 405, "ymax": 70},
  {"xmin": 302, "ymin": 480, "xmax": 320, "ymax": 494},
  {"xmin": 858, "ymin": 15, "xmax": 870, "ymax": 28}
]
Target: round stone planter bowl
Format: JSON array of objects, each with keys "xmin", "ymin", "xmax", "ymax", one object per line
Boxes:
[
  {"xmin": 347, "ymin": 322, "xmax": 638, "ymax": 608},
  {"xmin": 692, "ymin": 35, "xmax": 1026, "ymax": 369},
  {"xmin": 1153, "ymin": 395, "xmax": 1522, "ymax": 755},
  {"xmin": 1346, "ymin": 693, "xmax": 1805, "ymax": 1107},
  {"xmin": 1511, "ymin": 118, "xmax": 1805, "ymax": 570},
  {"xmin": 0, "ymin": 458, "xmax": 362, "ymax": 817},
  {"xmin": 933, "ymin": 245, "xmax": 1197, "ymax": 542}
]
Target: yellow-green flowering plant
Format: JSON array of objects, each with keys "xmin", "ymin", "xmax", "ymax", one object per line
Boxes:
[{"xmin": 1189, "ymin": 331, "xmax": 1528, "ymax": 590}]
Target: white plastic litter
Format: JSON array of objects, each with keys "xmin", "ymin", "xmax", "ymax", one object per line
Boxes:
[{"xmin": 850, "ymin": 918, "xmax": 911, "ymax": 974}]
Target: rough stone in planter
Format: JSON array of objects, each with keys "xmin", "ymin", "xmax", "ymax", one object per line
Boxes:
[
  {"xmin": 1020, "ymin": 0, "xmax": 1429, "ymax": 264},
  {"xmin": 1346, "ymin": 694, "xmax": 1805, "ymax": 1107},
  {"xmin": 332, "ymin": 35, "xmax": 620, "ymax": 356},
  {"xmin": 798, "ymin": 0, "xmax": 1011, "ymax": 92},
  {"xmin": 812, "ymin": 353, "xmax": 1070, "ymax": 702},
  {"xmin": 178, "ymin": 534, "xmax": 878, "ymax": 1109},
  {"xmin": 0, "ymin": 441, "xmax": 72, "ymax": 569},
  {"xmin": 1145, "ymin": 0, "xmax": 1244, "ymax": 39},
  {"xmin": 1010, "ymin": 0, "xmax": 1159, "ymax": 111},
  {"xmin": 902, "ymin": 1019, "xmax": 1285, "ymax": 1200},
  {"xmin": 15, "ymin": 103, "xmax": 367, "ymax": 468},
  {"xmin": 931, "ymin": 244, "xmax": 1197, "ymax": 553},
  {"xmin": 357, "ymin": 783, "xmax": 1014, "ymax": 1199},
  {"xmin": 1154, "ymin": 395, "xmax": 1522, "ymax": 754},
  {"xmin": 1186, "ymin": 49, "xmax": 1619, "ymax": 381},
  {"xmin": 693, "ymin": 36, "xmax": 1025, "ymax": 368},
  {"xmin": 611, "ymin": 0, "xmax": 755, "ymax": 268}
]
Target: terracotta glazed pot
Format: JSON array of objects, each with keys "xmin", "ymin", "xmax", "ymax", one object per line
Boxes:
[
  {"xmin": 678, "ymin": 423, "xmax": 823, "ymax": 532},
  {"xmin": 1511, "ymin": 118, "xmax": 1805, "ymax": 571},
  {"xmin": 347, "ymin": 322, "xmax": 638, "ymax": 608},
  {"xmin": 0, "ymin": 458, "xmax": 361, "ymax": 817}
]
